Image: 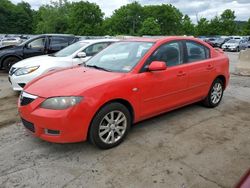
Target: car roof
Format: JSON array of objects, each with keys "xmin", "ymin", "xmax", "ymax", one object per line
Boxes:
[
  {"xmin": 78, "ymin": 38, "xmax": 120, "ymax": 44},
  {"xmin": 39, "ymin": 34, "xmax": 75, "ymax": 37},
  {"xmin": 123, "ymin": 36, "xmax": 196, "ymax": 43}
]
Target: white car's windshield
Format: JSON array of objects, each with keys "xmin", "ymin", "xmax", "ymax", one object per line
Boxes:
[
  {"xmin": 85, "ymin": 41, "xmax": 154, "ymax": 72},
  {"xmin": 53, "ymin": 42, "xmax": 88, "ymax": 57},
  {"xmin": 227, "ymin": 39, "xmax": 239, "ymax": 44}
]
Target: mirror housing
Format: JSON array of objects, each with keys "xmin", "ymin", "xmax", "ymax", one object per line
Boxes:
[
  {"xmin": 76, "ymin": 52, "xmax": 87, "ymax": 58},
  {"xmin": 148, "ymin": 61, "xmax": 167, "ymax": 71}
]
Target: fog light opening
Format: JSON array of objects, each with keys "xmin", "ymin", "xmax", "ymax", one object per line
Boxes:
[{"xmin": 45, "ymin": 129, "xmax": 60, "ymax": 135}]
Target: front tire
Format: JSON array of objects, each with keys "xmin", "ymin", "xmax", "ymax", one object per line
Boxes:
[
  {"xmin": 3, "ymin": 56, "xmax": 20, "ymax": 71},
  {"xmin": 89, "ymin": 102, "xmax": 131, "ymax": 149},
  {"xmin": 202, "ymin": 78, "xmax": 224, "ymax": 108}
]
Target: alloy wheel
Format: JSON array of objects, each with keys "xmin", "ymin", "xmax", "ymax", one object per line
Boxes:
[{"xmin": 98, "ymin": 110, "xmax": 127, "ymax": 144}]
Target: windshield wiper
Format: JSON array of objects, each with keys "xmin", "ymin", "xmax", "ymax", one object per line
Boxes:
[
  {"xmin": 48, "ymin": 53, "xmax": 56, "ymax": 57},
  {"xmin": 85, "ymin": 64, "xmax": 111, "ymax": 72}
]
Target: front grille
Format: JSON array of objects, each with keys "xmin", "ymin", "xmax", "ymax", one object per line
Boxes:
[
  {"xmin": 20, "ymin": 97, "xmax": 35, "ymax": 106},
  {"xmin": 21, "ymin": 118, "xmax": 35, "ymax": 133},
  {"xmin": 18, "ymin": 83, "xmax": 26, "ymax": 88}
]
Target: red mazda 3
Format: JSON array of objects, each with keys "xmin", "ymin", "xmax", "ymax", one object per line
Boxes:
[{"xmin": 18, "ymin": 37, "xmax": 229, "ymax": 149}]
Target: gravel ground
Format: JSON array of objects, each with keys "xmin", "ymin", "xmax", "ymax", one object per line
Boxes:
[{"xmin": 0, "ymin": 52, "xmax": 249, "ymax": 188}]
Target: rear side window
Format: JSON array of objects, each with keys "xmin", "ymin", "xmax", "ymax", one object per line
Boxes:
[
  {"xmin": 185, "ymin": 41, "xmax": 210, "ymax": 63},
  {"xmin": 50, "ymin": 37, "xmax": 69, "ymax": 48}
]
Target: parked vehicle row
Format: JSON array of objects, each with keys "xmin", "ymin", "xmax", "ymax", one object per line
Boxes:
[
  {"xmin": 198, "ymin": 36, "xmax": 250, "ymax": 52},
  {"xmin": 15, "ymin": 36, "xmax": 229, "ymax": 149},
  {"xmin": 0, "ymin": 34, "xmax": 79, "ymax": 71},
  {"xmin": 9, "ymin": 39, "xmax": 118, "ymax": 91}
]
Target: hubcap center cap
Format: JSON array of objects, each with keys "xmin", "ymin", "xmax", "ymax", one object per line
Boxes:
[{"xmin": 110, "ymin": 124, "xmax": 115, "ymax": 130}]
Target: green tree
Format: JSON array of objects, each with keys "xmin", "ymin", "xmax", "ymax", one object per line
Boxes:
[
  {"xmin": 196, "ymin": 18, "xmax": 210, "ymax": 36},
  {"xmin": 139, "ymin": 17, "xmax": 161, "ymax": 35},
  {"xmin": 143, "ymin": 4, "xmax": 183, "ymax": 35},
  {"xmin": 34, "ymin": 0, "xmax": 70, "ymax": 34},
  {"xmin": 181, "ymin": 15, "xmax": 195, "ymax": 35},
  {"xmin": 243, "ymin": 18, "xmax": 250, "ymax": 35},
  {"xmin": 105, "ymin": 2, "xmax": 144, "ymax": 35},
  {"xmin": 209, "ymin": 16, "xmax": 222, "ymax": 35},
  {"xmin": 220, "ymin": 9, "xmax": 237, "ymax": 35},
  {"xmin": 67, "ymin": 1, "xmax": 104, "ymax": 35},
  {"xmin": 0, "ymin": 0, "xmax": 34, "ymax": 34}
]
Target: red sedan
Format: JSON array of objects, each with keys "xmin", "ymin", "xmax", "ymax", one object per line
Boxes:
[{"xmin": 18, "ymin": 37, "xmax": 229, "ymax": 149}]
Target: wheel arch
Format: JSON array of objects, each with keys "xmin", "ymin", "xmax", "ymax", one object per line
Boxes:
[
  {"xmin": 215, "ymin": 75, "xmax": 226, "ymax": 89},
  {"xmin": 1, "ymin": 54, "xmax": 22, "ymax": 68},
  {"xmin": 87, "ymin": 98, "xmax": 135, "ymax": 140}
]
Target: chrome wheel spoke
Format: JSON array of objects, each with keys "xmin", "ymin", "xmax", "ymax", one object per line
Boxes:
[
  {"xmin": 99, "ymin": 110, "xmax": 127, "ymax": 145},
  {"xmin": 105, "ymin": 131, "xmax": 112, "ymax": 143},
  {"xmin": 111, "ymin": 131, "xmax": 115, "ymax": 143},
  {"xmin": 104, "ymin": 116, "xmax": 112, "ymax": 124},
  {"xmin": 117, "ymin": 117, "xmax": 126, "ymax": 125},
  {"xmin": 100, "ymin": 128, "xmax": 110, "ymax": 137},
  {"xmin": 115, "ymin": 129, "xmax": 123, "ymax": 136}
]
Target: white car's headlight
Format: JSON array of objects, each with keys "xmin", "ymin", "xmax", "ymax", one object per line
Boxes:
[
  {"xmin": 40, "ymin": 96, "xmax": 83, "ymax": 110},
  {"xmin": 15, "ymin": 66, "xmax": 39, "ymax": 76}
]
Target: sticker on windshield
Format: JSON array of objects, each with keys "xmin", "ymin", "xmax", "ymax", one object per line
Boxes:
[{"xmin": 122, "ymin": 66, "xmax": 132, "ymax": 71}]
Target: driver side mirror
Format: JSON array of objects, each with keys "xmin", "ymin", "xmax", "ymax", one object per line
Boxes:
[
  {"xmin": 148, "ymin": 61, "xmax": 167, "ymax": 71},
  {"xmin": 76, "ymin": 52, "xmax": 87, "ymax": 58},
  {"xmin": 25, "ymin": 43, "xmax": 31, "ymax": 48}
]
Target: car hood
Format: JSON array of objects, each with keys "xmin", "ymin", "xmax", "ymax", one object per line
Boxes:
[
  {"xmin": 24, "ymin": 66, "xmax": 125, "ymax": 98},
  {"xmin": 12, "ymin": 55, "xmax": 71, "ymax": 68},
  {"xmin": 0, "ymin": 45, "xmax": 16, "ymax": 50}
]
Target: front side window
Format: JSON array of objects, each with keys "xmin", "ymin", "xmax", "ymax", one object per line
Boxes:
[
  {"xmin": 27, "ymin": 38, "xmax": 45, "ymax": 49},
  {"xmin": 84, "ymin": 42, "xmax": 111, "ymax": 56},
  {"xmin": 150, "ymin": 42, "xmax": 183, "ymax": 67},
  {"xmin": 186, "ymin": 41, "xmax": 209, "ymax": 63},
  {"xmin": 85, "ymin": 42, "xmax": 154, "ymax": 72}
]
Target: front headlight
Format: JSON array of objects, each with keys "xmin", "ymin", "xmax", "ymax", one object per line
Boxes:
[
  {"xmin": 40, "ymin": 96, "xmax": 83, "ymax": 110},
  {"xmin": 15, "ymin": 66, "xmax": 39, "ymax": 76}
]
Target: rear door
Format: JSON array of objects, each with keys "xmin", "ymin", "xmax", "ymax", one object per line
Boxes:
[{"xmin": 184, "ymin": 40, "xmax": 214, "ymax": 100}]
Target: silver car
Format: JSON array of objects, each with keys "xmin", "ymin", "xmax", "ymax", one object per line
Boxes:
[{"xmin": 222, "ymin": 39, "xmax": 248, "ymax": 52}]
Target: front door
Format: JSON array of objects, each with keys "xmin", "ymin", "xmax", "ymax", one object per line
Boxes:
[
  {"xmin": 23, "ymin": 37, "xmax": 46, "ymax": 58},
  {"xmin": 138, "ymin": 41, "xmax": 189, "ymax": 118}
]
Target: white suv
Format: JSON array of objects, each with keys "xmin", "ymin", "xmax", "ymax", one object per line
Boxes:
[{"xmin": 9, "ymin": 39, "xmax": 118, "ymax": 91}]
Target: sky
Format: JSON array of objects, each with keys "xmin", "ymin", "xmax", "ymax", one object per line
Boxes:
[{"xmin": 10, "ymin": 0, "xmax": 250, "ymax": 23}]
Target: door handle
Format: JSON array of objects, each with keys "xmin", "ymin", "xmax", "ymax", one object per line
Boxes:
[
  {"xmin": 206, "ymin": 64, "xmax": 214, "ymax": 70},
  {"xmin": 177, "ymin": 71, "xmax": 186, "ymax": 77}
]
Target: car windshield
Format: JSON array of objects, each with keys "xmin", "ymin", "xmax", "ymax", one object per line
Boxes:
[
  {"xmin": 85, "ymin": 41, "xmax": 154, "ymax": 72},
  {"xmin": 227, "ymin": 39, "xmax": 239, "ymax": 43},
  {"xmin": 53, "ymin": 42, "xmax": 88, "ymax": 57},
  {"xmin": 216, "ymin": 38, "xmax": 225, "ymax": 42}
]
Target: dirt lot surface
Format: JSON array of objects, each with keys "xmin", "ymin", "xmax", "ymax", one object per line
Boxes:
[{"xmin": 0, "ymin": 52, "xmax": 249, "ymax": 188}]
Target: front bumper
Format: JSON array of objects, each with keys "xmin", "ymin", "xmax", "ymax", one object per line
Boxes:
[
  {"xmin": 222, "ymin": 47, "xmax": 237, "ymax": 51},
  {"xmin": 18, "ymin": 94, "xmax": 92, "ymax": 143},
  {"xmin": 9, "ymin": 71, "xmax": 41, "ymax": 91}
]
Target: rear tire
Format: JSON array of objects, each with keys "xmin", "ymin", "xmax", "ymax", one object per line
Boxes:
[
  {"xmin": 89, "ymin": 102, "xmax": 131, "ymax": 149},
  {"xmin": 3, "ymin": 56, "xmax": 20, "ymax": 71},
  {"xmin": 202, "ymin": 78, "xmax": 224, "ymax": 108}
]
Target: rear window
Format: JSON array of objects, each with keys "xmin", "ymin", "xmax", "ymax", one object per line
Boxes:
[{"xmin": 185, "ymin": 41, "xmax": 210, "ymax": 63}]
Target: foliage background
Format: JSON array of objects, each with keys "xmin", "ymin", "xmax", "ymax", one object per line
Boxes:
[{"xmin": 0, "ymin": 0, "xmax": 249, "ymax": 36}]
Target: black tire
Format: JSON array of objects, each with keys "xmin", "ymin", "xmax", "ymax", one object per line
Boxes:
[
  {"xmin": 3, "ymin": 56, "xmax": 20, "ymax": 71},
  {"xmin": 89, "ymin": 102, "xmax": 131, "ymax": 149},
  {"xmin": 236, "ymin": 47, "xmax": 240, "ymax": 52},
  {"xmin": 202, "ymin": 78, "xmax": 224, "ymax": 108}
]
